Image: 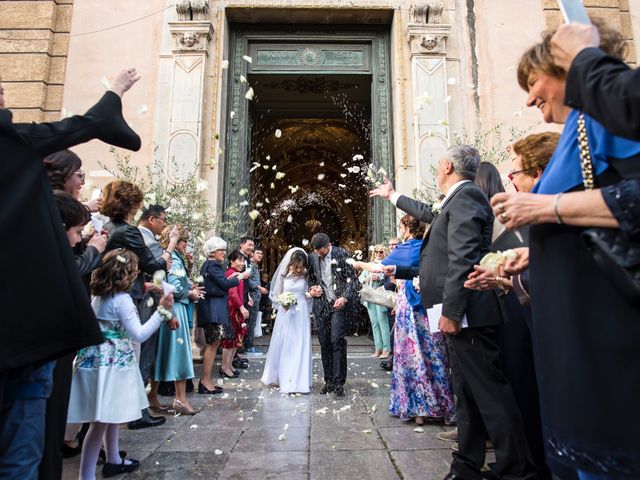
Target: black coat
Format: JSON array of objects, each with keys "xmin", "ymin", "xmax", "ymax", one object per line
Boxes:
[
  {"xmin": 104, "ymin": 221, "xmax": 167, "ymax": 301},
  {"xmin": 0, "ymin": 91, "xmax": 141, "ymax": 372},
  {"xmin": 395, "ymin": 183, "xmax": 504, "ymax": 327},
  {"xmin": 307, "ymin": 246, "xmax": 360, "ymax": 320},
  {"xmin": 565, "ymin": 47, "xmax": 640, "ymax": 140}
]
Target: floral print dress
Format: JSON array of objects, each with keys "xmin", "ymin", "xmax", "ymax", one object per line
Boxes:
[{"xmin": 389, "ymin": 282, "xmax": 455, "ymax": 421}]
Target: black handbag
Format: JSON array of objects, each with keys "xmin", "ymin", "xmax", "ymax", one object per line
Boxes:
[{"xmin": 576, "ymin": 113, "xmax": 640, "ymax": 306}]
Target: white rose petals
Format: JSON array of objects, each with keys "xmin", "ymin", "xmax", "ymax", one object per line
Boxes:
[
  {"xmin": 345, "ymin": 258, "xmax": 356, "ymax": 266},
  {"xmin": 278, "ymin": 433, "xmax": 286, "ymax": 441},
  {"xmin": 444, "ymin": 95, "xmax": 452, "ymax": 104},
  {"xmin": 377, "ymin": 167, "xmax": 388, "ymax": 176},
  {"xmin": 239, "ymin": 201, "xmax": 249, "ymax": 207},
  {"xmin": 250, "ymin": 163, "xmax": 261, "ymax": 173},
  {"xmin": 302, "ymin": 239, "xmax": 309, "ymax": 246},
  {"xmin": 338, "ymin": 184, "xmax": 346, "ymax": 188},
  {"xmin": 416, "ymin": 91, "xmax": 432, "ymax": 107},
  {"xmin": 100, "ymin": 76, "xmax": 111, "ymax": 90},
  {"xmin": 414, "ymin": 427, "xmax": 425, "ymax": 433},
  {"xmin": 286, "ymin": 214, "xmax": 293, "ymax": 223},
  {"xmin": 339, "ymin": 405, "xmax": 351, "ymax": 412},
  {"xmin": 243, "ymin": 55, "xmax": 252, "ymax": 63},
  {"xmin": 214, "ymin": 449, "xmax": 223, "ymax": 455},
  {"xmin": 447, "ymin": 77, "xmax": 457, "ymax": 85},
  {"xmin": 177, "ymin": 338, "xmax": 184, "ymax": 345},
  {"xmin": 362, "ymin": 429, "xmax": 372, "ymax": 434},
  {"xmin": 370, "ymin": 382, "xmax": 379, "ymax": 388},
  {"xmin": 283, "ymin": 423, "xmax": 289, "ymax": 431},
  {"xmin": 191, "ymin": 212, "xmax": 202, "ymax": 221},
  {"xmin": 116, "ymin": 255, "xmax": 127, "ymax": 264},
  {"xmin": 512, "ymin": 109, "xmax": 523, "ymax": 118},
  {"xmin": 352, "ymin": 154, "xmax": 364, "ymax": 161},
  {"xmin": 275, "ymin": 129, "xmax": 282, "ymax": 138},
  {"xmin": 317, "ymin": 174, "xmax": 326, "ymax": 181},
  {"xmin": 275, "ymin": 172, "xmax": 286, "ymax": 180},
  {"xmin": 256, "ymin": 202, "xmax": 264, "ymax": 207},
  {"xmin": 288, "ymin": 185, "xmax": 299, "ymax": 193},
  {"xmin": 371, "ymin": 404, "xmax": 378, "ymax": 413},
  {"xmin": 245, "ymin": 87, "xmax": 255, "ymax": 100},
  {"xmin": 230, "ymin": 111, "xmax": 236, "ymax": 119},
  {"xmin": 319, "ymin": 161, "xmax": 325, "ymax": 167},
  {"xmin": 146, "ymin": 297, "xmax": 154, "ymax": 308},
  {"xmin": 438, "ymin": 119, "xmax": 449, "ymax": 126},
  {"xmin": 190, "ymin": 424, "xmax": 198, "ymax": 430},
  {"xmin": 340, "ymin": 173, "xmax": 347, "ymax": 178},
  {"xmin": 240, "ymin": 75, "xmax": 247, "ymax": 83},
  {"xmin": 270, "ymin": 183, "xmax": 275, "ymax": 189},
  {"xmin": 152, "ymin": 270, "xmax": 166, "ymax": 286},
  {"xmin": 239, "ymin": 188, "xmax": 249, "ymax": 196},
  {"xmin": 344, "ymin": 199, "xmax": 352, "ymax": 204},
  {"xmin": 249, "ymin": 210, "xmax": 260, "ymax": 221},
  {"xmin": 220, "ymin": 60, "xmax": 229, "ymax": 69},
  {"xmin": 137, "ymin": 104, "xmax": 148, "ymax": 115}
]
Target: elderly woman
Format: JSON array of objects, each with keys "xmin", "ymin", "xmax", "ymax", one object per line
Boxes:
[
  {"xmin": 359, "ymin": 244, "xmax": 391, "ymax": 358},
  {"xmin": 196, "ymin": 237, "xmax": 250, "ymax": 394},
  {"xmin": 490, "ymin": 22, "xmax": 640, "ymax": 480}
]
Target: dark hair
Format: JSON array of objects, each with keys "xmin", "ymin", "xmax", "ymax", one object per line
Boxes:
[
  {"xmin": 140, "ymin": 205, "xmax": 166, "ymax": 222},
  {"xmin": 100, "ymin": 180, "xmax": 144, "ymax": 222},
  {"xmin": 399, "ymin": 214, "xmax": 426, "ymax": 238},
  {"xmin": 512, "ymin": 132, "xmax": 560, "ymax": 174},
  {"xmin": 53, "ymin": 190, "xmax": 90, "ymax": 229},
  {"xmin": 227, "ymin": 249, "xmax": 245, "ymax": 265},
  {"xmin": 239, "ymin": 235, "xmax": 254, "ymax": 245},
  {"xmin": 286, "ymin": 250, "xmax": 308, "ymax": 273},
  {"xmin": 310, "ymin": 232, "xmax": 330, "ymax": 249},
  {"xmin": 43, "ymin": 149, "xmax": 82, "ymax": 190},
  {"xmin": 474, "ymin": 162, "xmax": 505, "ymax": 200},
  {"xmin": 91, "ymin": 249, "xmax": 139, "ymax": 296}
]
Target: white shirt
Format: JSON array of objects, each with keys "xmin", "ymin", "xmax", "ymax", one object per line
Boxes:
[{"xmin": 389, "ymin": 180, "xmax": 471, "ymax": 208}]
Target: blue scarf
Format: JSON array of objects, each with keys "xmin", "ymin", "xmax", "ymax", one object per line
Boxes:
[
  {"xmin": 533, "ymin": 110, "xmax": 640, "ymax": 194},
  {"xmin": 381, "ymin": 238, "xmax": 424, "ymax": 313}
]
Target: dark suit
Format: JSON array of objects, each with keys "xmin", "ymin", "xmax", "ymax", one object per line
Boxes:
[
  {"xmin": 565, "ymin": 47, "xmax": 640, "ymax": 141},
  {"xmin": 308, "ymin": 246, "xmax": 359, "ymax": 387},
  {"xmin": 395, "ymin": 183, "xmax": 536, "ymax": 480}
]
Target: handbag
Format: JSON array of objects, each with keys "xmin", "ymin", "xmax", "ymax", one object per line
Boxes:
[
  {"xmin": 360, "ymin": 277, "xmax": 397, "ymax": 308},
  {"xmin": 576, "ymin": 113, "xmax": 640, "ymax": 306}
]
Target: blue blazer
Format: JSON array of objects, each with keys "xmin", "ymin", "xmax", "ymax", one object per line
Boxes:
[{"xmin": 196, "ymin": 260, "xmax": 239, "ymax": 327}]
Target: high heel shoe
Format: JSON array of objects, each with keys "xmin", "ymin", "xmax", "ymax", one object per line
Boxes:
[
  {"xmin": 379, "ymin": 351, "xmax": 390, "ymax": 359},
  {"xmin": 219, "ymin": 368, "xmax": 239, "ymax": 379},
  {"xmin": 173, "ymin": 399, "xmax": 200, "ymax": 416},
  {"xmin": 197, "ymin": 380, "xmax": 223, "ymax": 395}
]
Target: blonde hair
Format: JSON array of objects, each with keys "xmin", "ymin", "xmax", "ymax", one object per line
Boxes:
[
  {"xmin": 517, "ymin": 17, "xmax": 627, "ymax": 92},
  {"xmin": 369, "ymin": 244, "xmax": 388, "ymax": 261}
]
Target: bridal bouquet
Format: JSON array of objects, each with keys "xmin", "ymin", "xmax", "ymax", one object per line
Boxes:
[
  {"xmin": 277, "ymin": 291, "xmax": 298, "ymax": 308},
  {"xmin": 479, "ymin": 249, "xmax": 517, "ymax": 272}
]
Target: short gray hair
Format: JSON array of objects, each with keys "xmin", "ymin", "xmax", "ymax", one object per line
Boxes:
[{"xmin": 446, "ymin": 145, "xmax": 481, "ymax": 181}]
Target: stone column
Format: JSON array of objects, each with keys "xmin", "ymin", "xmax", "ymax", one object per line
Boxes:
[
  {"xmin": 406, "ymin": 1, "xmax": 452, "ymax": 195},
  {"xmin": 161, "ymin": 0, "xmax": 214, "ymax": 182}
]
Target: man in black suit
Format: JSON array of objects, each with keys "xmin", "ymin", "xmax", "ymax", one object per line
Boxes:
[
  {"xmin": 307, "ymin": 233, "xmax": 359, "ymax": 397},
  {"xmin": 371, "ymin": 145, "xmax": 536, "ymax": 480}
]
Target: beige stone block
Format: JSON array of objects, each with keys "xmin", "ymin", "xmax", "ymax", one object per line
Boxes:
[
  {"xmin": 43, "ymin": 110, "xmax": 61, "ymax": 122},
  {"xmin": 44, "ymin": 84, "xmax": 63, "ymax": 111},
  {"xmin": 620, "ymin": 12, "xmax": 634, "ymax": 38},
  {"xmin": 0, "ymin": 2, "xmax": 56, "ymax": 30},
  {"xmin": 0, "ymin": 53, "xmax": 51, "ymax": 81},
  {"xmin": 544, "ymin": 10, "xmax": 564, "ymax": 29},
  {"xmin": 4, "ymin": 82, "xmax": 47, "ymax": 109},
  {"xmin": 0, "ymin": 30, "xmax": 53, "ymax": 54},
  {"xmin": 619, "ymin": 0, "xmax": 630, "ymax": 10},
  {"xmin": 51, "ymin": 33, "xmax": 69, "ymax": 56},
  {"xmin": 584, "ymin": 0, "xmax": 619, "ymax": 7},
  {"xmin": 54, "ymin": 4, "xmax": 73, "ymax": 33},
  {"xmin": 48, "ymin": 56, "xmax": 67, "ymax": 84},
  {"xmin": 625, "ymin": 40, "xmax": 637, "ymax": 62},
  {"xmin": 54, "ymin": 0, "xmax": 74, "ymax": 4},
  {"xmin": 587, "ymin": 8, "xmax": 623, "ymax": 28},
  {"xmin": 10, "ymin": 108, "xmax": 44, "ymax": 123}
]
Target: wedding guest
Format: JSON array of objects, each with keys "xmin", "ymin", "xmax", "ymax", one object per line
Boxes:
[
  {"xmin": 251, "ymin": 247, "xmax": 269, "ymax": 340},
  {"xmin": 239, "ymin": 237, "xmax": 261, "ymax": 354},
  {"xmin": 358, "ymin": 245, "xmax": 391, "ymax": 358},
  {"xmin": 154, "ymin": 227, "xmax": 201, "ymax": 415},
  {"xmin": 259, "ymin": 272, "xmax": 273, "ymax": 335},
  {"xmin": 220, "ymin": 250, "xmax": 250, "ymax": 379},
  {"xmin": 491, "ymin": 24, "xmax": 640, "ymax": 479},
  {"xmin": 44, "ymin": 149, "xmax": 100, "ymax": 212},
  {"xmin": 67, "ymin": 249, "xmax": 175, "ymax": 479},
  {"xmin": 197, "ymin": 237, "xmax": 249, "ymax": 394},
  {"xmin": 0, "ymin": 68, "xmax": 141, "ymax": 479},
  {"xmin": 102, "ymin": 183, "xmax": 180, "ymax": 429},
  {"xmin": 551, "ymin": 22, "xmax": 640, "ymax": 140}
]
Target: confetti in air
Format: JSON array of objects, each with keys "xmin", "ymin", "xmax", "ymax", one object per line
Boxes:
[
  {"xmin": 243, "ymin": 55, "xmax": 252, "ymax": 63},
  {"xmin": 447, "ymin": 77, "xmax": 457, "ymax": 85},
  {"xmin": 249, "ymin": 210, "xmax": 260, "ymax": 220},
  {"xmin": 275, "ymin": 129, "xmax": 282, "ymax": 138},
  {"xmin": 220, "ymin": 60, "xmax": 229, "ymax": 69},
  {"xmin": 245, "ymin": 87, "xmax": 255, "ymax": 100}
]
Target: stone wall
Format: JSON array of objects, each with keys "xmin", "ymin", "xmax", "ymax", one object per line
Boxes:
[
  {"xmin": 542, "ymin": 0, "xmax": 637, "ymax": 65},
  {"xmin": 0, "ymin": 0, "xmax": 73, "ymax": 122}
]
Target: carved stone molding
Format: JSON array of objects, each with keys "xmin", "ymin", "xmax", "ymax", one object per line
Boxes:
[
  {"xmin": 406, "ymin": 24, "xmax": 451, "ymax": 56},
  {"xmin": 410, "ymin": 1, "xmax": 444, "ymax": 24},
  {"xmin": 169, "ymin": 21, "xmax": 214, "ymax": 54},
  {"xmin": 176, "ymin": 0, "xmax": 209, "ymax": 21}
]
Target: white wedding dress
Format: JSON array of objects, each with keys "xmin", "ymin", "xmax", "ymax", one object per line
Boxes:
[{"xmin": 261, "ymin": 274, "xmax": 313, "ymax": 393}]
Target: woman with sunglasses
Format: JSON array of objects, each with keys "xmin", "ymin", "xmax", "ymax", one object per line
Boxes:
[
  {"xmin": 44, "ymin": 149, "xmax": 101, "ymax": 212},
  {"xmin": 358, "ymin": 245, "xmax": 391, "ymax": 358}
]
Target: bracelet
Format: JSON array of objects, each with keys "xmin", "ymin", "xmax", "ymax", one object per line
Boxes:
[
  {"xmin": 156, "ymin": 305, "xmax": 173, "ymax": 321},
  {"xmin": 495, "ymin": 276, "xmax": 510, "ymax": 294},
  {"xmin": 552, "ymin": 193, "xmax": 565, "ymax": 224}
]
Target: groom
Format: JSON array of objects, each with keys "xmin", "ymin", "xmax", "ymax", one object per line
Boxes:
[{"xmin": 308, "ymin": 233, "xmax": 359, "ymax": 397}]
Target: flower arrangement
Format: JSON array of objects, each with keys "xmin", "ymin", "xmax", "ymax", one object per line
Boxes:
[
  {"xmin": 277, "ymin": 291, "xmax": 297, "ymax": 309},
  {"xmin": 479, "ymin": 250, "xmax": 517, "ymax": 272}
]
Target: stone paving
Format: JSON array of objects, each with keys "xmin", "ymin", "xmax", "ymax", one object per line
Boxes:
[{"xmin": 62, "ymin": 336, "xmax": 461, "ymax": 480}]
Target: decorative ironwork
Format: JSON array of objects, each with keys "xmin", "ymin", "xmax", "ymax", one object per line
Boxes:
[{"xmin": 297, "ymin": 48, "xmax": 323, "ymax": 66}]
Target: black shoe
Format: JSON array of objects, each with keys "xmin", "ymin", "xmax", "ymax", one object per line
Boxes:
[
  {"xmin": 61, "ymin": 442, "xmax": 82, "ymax": 459},
  {"xmin": 157, "ymin": 381, "xmax": 175, "ymax": 397},
  {"xmin": 334, "ymin": 386, "xmax": 345, "ymax": 397},
  {"xmin": 102, "ymin": 458, "xmax": 140, "ymax": 478},
  {"xmin": 185, "ymin": 378, "xmax": 195, "ymax": 393},
  {"xmin": 198, "ymin": 381, "xmax": 224, "ymax": 395},
  {"xmin": 380, "ymin": 359, "xmax": 393, "ymax": 371},
  {"xmin": 219, "ymin": 368, "xmax": 239, "ymax": 379},
  {"xmin": 128, "ymin": 413, "xmax": 166, "ymax": 430},
  {"xmin": 98, "ymin": 449, "xmax": 126, "ymax": 463},
  {"xmin": 232, "ymin": 359, "xmax": 249, "ymax": 369},
  {"xmin": 442, "ymin": 475, "xmax": 469, "ymax": 480},
  {"xmin": 320, "ymin": 384, "xmax": 334, "ymax": 395}
]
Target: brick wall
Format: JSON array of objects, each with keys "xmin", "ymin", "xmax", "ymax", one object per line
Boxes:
[
  {"xmin": 542, "ymin": 0, "xmax": 636, "ymax": 65},
  {"xmin": 0, "ymin": 0, "xmax": 73, "ymax": 122}
]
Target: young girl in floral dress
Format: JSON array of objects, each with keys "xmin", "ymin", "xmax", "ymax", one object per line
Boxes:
[{"xmin": 67, "ymin": 249, "xmax": 175, "ymax": 479}]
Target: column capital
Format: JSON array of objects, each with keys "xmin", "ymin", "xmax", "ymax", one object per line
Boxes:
[
  {"xmin": 168, "ymin": 21, "xmax": 214, "ymax": 55},
  {"xmin": 406, "ymin": 24, "xmax": 452, "ymax": 57}
]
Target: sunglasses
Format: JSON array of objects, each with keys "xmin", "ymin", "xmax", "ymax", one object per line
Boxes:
[
  {"xmin": 374, "ymin": 250, "xmax": 385, "ymax": 254},
  {"xmin": 74, "ymin": 171, "xmax": 86, "ymax": 182}
]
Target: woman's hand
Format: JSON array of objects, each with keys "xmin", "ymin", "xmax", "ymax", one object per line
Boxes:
[
  {"xmin": 84, "ymin": 198, "xmax": 102, "ymax": 213},
  {"xmin": 188, "ymin": 286, "xmax": 204, "ymax": 301},
  {"xmin": 87, "ymin": 232, "xmax": 108, "ymax": 254},
  {"xmin": 110, "ymin": 68, "xmax": 141, "ymax": 98},
  {"xmin": 159, "ymin": 293, "xmax": 174, "ymax": 310},
  {"xmin": 503, "ymin": 247, "xmax": 530, "ymax": 275},
  {"xmin": 168, "ymin": 225, "xmax": 181, "ymax": 243},
  {"xmin": 465, "ymin": 265, "xmax": 501, "ymax": 291},
  {"xmin": 240, "ymin": 306, "xmax": 250, "ymax": 319},
  {"xmin": 491, "ymin": 192, "xmax": 555, "ymax": 230}
]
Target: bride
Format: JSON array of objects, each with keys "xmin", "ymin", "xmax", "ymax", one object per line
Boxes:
[{"xmin": 261, "ymin": 248, "xmax": 312, "ymax": 394}]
